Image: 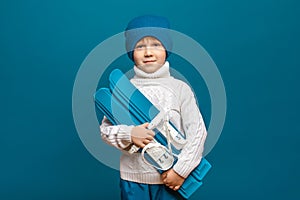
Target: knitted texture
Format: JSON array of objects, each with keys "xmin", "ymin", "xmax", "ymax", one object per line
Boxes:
[
  {"xmin": 125, "ymin": 15, "xmax": 172, "ymax": 61},
  {"xmin": 100, "ymin": 62, "xmax": 207, "ymax": 183}
]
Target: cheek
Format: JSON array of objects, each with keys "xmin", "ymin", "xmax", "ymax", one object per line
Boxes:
[
  {"xmin": 133, "ymin": 52, "xmax": 142, "ymax": 63},
  {"xmin": 133, "ymin": 51, "xmax": 137, "ymax": 60},
  {"xmin": 158, "ymin": 52, "xmax": 167, "ymax": 62}
]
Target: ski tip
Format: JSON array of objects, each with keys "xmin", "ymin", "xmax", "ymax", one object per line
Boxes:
[
  {"xmin": 110, "ymin": 68, "xmax": 123, "ymax": 77},
  {"xmin": 109, "ymin": 69, "xmax": 127, "ymax": 86},
  {"xmin": 94, "ymin": 88, "xmax": 111, "ymax": 100}
]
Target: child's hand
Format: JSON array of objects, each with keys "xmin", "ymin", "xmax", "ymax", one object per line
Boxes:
[
  {"xmin": 161, "ymin": 169, "xmax": 185, "ymax": 191},
  {"xmin": 131, "ymin": 123, "xmax": 155, "ymax": 148}
]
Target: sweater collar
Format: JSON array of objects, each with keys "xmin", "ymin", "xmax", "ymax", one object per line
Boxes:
[{"xmin": 133, "ymin": 61, "xmax": 170, "ymax": 79}]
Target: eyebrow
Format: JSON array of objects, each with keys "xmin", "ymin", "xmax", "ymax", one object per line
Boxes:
[{"xmin": 136, "ymin": 40, "xmax": 162, "ymax": 45}]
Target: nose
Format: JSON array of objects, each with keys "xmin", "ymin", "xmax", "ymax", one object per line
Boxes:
[{"xmin": 144, "ymin": 47, "xmax": 153, "ymax": 57}]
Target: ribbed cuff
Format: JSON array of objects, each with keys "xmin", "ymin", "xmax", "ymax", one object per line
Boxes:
[
  {"xmin": 121, "ymin": 171, "xmax": 163, "ymax": 184},
  {"xmin": 118, "ymin": 125, "xmax": 134, "ymax": 148},
  {"xmin": 173, "ymin": 161, "xmax": 195, "ymax": 178}
]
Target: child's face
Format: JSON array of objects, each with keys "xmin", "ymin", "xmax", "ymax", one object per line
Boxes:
[{"xmin": 133, "ymin": 36, "xmax": 166, "ymax": 74}]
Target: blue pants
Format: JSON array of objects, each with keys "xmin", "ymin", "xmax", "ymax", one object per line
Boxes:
[{"xmin": 120, "ymin": 179, "xmax": 185, "ymax": 200}]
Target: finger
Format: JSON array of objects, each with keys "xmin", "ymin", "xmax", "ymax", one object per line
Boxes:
[
  {"xmin": 139, "ymin": 122, "xmax": 149, "ymax": 128},
  {"xmin": 174, "ymin": 185, "xmax": 180, "ymax": 191},
  {"xmin": 169, "ymin": 186, "xmax": 174, "ymax": 190},
  {"xmin": 163, "ymin": 178, "xmax": 168, "ymax": 184},
  {"xmin": 143, "ymin": 139, "xmax": 152, "ymax": 145},
  {"xmin": 147, "ymin": 130, "xmax": 155, "ymax": 136},
  {"xmin": 139, "ymin": 143, "xmax": 145, "ymax": 148},
  {"xmin": 145, "ymin": 135, "xmax": 154, "ymax": 140}
]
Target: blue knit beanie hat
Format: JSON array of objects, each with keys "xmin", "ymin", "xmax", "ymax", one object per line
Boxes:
[{"xmin": 125, "ymin": 15, "xmax": 172, "ymax": 61}]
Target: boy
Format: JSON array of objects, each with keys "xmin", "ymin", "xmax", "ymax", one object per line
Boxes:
[{"xmin": 100, "ymin": 15, "xmax": 207, "ymax": 200}]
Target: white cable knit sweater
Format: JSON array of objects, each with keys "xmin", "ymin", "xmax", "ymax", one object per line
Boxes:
[{"xmin": 100, "ymin": 61, "xmax": 207, "ymax": 184}]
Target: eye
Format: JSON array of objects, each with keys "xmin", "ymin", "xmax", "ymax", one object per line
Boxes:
[
  {"xmin": 135, "ymin": 44, "xmax": 146, "ymax": 50},
  {"xmin": 152, "ymin": 43, "xmax": 162, "ymax": 47},
  {"xmin": 151, "ymin": 43, "xmax": 164, "ymax": 50}
]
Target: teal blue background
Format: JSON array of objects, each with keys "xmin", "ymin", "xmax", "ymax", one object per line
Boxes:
[{"xmin": 1, "ymin": 0, "xmax": 299, "ymax": 199}]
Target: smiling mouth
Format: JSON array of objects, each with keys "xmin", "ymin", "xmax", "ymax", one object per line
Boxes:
[{"xmin": 143, "ymin": 60, "xmax": 156, "ymax": 63}]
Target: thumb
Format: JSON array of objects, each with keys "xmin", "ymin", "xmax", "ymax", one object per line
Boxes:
[{"xmin": 139, "ymin": 122, "xmax": 149, "ymax": 128}]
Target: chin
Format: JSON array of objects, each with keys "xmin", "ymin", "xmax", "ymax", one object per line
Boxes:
[{"xmin": 141, "ymin": 63, "xmax": 163, "ymax": 73}]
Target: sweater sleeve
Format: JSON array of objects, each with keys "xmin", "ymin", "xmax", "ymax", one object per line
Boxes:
[
  {"xmin": 172, "ymin": 83, "xmax": 208, "ymax": 178},
  {"xmin": 100, "ymin": 116, "xmax": 134, "ymax": 150}
]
